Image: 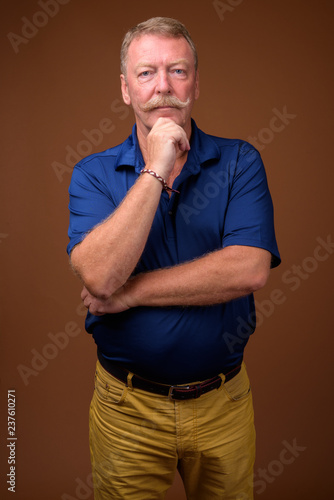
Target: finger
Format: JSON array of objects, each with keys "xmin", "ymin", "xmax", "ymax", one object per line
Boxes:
[
  {"xmin": 83, "ymin": 292, "xmax": 94, "ymax": 308},
  {"xmin": 89, "ymin": 301, "xmax": 105, "ymax": 316},
  {"xmin": 177, "ymin": 135, "xmax": 190, "ymax": 152},
  {"xmin": 93, "ymin": 310, "xmax": 105, "ymax": 316},
  {"xmin": 169, "ymin": 124, "xmax": 190, "ymax": 151},
  {"xmin": 169, "ymin": 130, "xmax": 190, "ymax": 153}
]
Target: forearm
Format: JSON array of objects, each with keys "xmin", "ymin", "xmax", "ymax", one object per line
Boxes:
[
  {"xmin": 81, "ymin": 246, "xmax": 271, "ymax": 315},
  {"xmin": 70, "ymin": 119, "xmax": 191, "ymax": 299},
  {"xmin": 127, "ymin": 246, "xmax": 271, "ymax": 307},
  {"xmin": 71, "ymin": 173, "xmax": 163, "ymax": 298}
]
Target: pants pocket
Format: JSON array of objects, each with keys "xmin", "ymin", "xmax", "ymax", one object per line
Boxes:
[
  {"xmin": 94, "ymin": 363, "xmax": 128, "ymax": 405},
  {"xmin": 223, "ymin": 363, "xmax": 251, "ymax": 402}
]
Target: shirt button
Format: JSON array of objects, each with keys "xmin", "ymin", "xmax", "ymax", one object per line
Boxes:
[{"xmin": 168, "ymin": 211, "xmax": 173, "ymax": 216}]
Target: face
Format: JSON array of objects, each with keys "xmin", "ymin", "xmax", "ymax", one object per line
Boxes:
[{"xmin": 121, "ymin": 34, "xmax": 199, "ymax": 139}]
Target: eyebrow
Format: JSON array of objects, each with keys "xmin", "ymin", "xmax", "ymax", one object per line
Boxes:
[{"xmin": 134, "ymin": 58, "xmax": 190, "ymax": 70}]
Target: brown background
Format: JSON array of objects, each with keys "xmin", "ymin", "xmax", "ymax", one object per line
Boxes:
[{"xmin": 1, "ymin": 0, "xmax": 333, "ymax": 499}]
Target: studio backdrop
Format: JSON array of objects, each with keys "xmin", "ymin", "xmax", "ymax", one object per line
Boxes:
[{"xmin": 1, "ymin": 1, "xmax": 333, "ymax": 499}]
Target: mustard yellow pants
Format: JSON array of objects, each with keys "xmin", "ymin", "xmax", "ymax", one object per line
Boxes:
[{"xmin": 89, "ymin": 360, "xmax": 255, "ymax": 500}]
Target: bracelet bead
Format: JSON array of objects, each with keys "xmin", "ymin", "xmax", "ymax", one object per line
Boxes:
[{"xmin": 140, "ymin": 168, "xmax": 180, "ymax": 194}]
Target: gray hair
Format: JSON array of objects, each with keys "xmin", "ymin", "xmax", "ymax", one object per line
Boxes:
[{"xmin": 120, "ymin": 17, "xmax": 198, "ymax": 77}]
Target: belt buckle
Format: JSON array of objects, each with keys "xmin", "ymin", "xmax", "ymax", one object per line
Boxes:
[{"xmin": 168, "ymin": 384, "xmax": 198, "ymax": 401}]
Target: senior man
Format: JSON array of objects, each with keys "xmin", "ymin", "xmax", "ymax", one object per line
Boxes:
[{"xmin": 67, "ymin": 16, "xmax": 280, "ymax": 500}]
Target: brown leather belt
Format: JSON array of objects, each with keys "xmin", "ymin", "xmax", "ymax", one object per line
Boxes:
[{"xmin": 97, "ymin": 350, "xmax": 241, "ymax": 401}]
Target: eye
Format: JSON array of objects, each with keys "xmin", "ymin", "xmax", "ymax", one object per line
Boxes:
[
  {"xmin": 140, "ymin": 70, "xmax": 151, "ymax": 77},
  {"xmin": 171, "ymin": 68, "xmax": 187, "ymax": 77}
]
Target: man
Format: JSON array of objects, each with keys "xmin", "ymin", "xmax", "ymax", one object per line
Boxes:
[{"xmin": 67, "ymin": 17, "xmax": 280, "ymax": 500}]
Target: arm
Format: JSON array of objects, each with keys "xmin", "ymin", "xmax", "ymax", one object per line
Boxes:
[
  {"xmin": 70, "ymin": 118, "xmax": 190, "ymax": 299},
  {"xmin": 81, "ymin": 245, "xmax": 271, "ymax": 315}
]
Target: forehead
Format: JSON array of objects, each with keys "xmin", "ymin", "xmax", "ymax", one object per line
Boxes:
[{"xmin": 127, "ymin": 34, "xmax": 195, "ymax": 68}]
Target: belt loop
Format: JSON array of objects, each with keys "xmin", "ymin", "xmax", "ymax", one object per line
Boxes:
[
  {"xmin": 127, "ymin": 372, "xmax": 134, "ymax": 391},
  {"xmin": 218, "ymin": 373, "xmax": 226, "ymax": 388}
]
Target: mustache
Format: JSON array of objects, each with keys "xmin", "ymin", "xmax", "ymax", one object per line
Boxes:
[{"xmin": 139, "ymin": 95, "xmax": 190, "ymax": 112}]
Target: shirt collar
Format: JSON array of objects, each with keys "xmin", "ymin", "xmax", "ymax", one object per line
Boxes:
[
  {"xmin": 115, "ymin": 119, "xmax": 221, "ymax": 174},
  {"xmin": 115, "ymin": 123, "xmax": 144, "ymax": 173}
]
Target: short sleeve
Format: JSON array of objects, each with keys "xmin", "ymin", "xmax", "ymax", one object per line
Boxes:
[
  {"xmin": 222, "ymin": 143, "xmax": 280, "ymax": 268},
  {"xmin": 67, "ymin": 159, "xmax": 116, "ymax": 255}
]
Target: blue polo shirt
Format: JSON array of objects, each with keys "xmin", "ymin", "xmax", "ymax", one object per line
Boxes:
[{"xmin": 67, "ymin": 120, "xmax": 280, "ymax": 384}]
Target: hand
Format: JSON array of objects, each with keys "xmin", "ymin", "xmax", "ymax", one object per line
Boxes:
[
  {"xmin": 81, "ymin": 285, "xmax": 131, "ymax": 316},
  {"xmin": 146, "ymin": 118, "xmax": 190, "ymax": 179}
]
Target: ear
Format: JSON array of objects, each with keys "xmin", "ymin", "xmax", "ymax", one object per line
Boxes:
[
  {"xmin": 194, "ymin": 70, "xmax": 200, "ymax": 100},
  {"xmin": 120, "ymin": 74, "xmax": 131, "ymax": 105}
]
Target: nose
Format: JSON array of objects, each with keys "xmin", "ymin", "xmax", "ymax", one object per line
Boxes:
[{"xmin": 156, "ymin": 70, "xmax": 171, "ymax": 94}]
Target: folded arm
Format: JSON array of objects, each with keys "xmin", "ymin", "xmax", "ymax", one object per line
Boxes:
[{"xmin": 82, "ymin": 245, "xmax": 271, "ymax": 315}]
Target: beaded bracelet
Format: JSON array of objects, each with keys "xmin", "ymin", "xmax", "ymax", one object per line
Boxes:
[{"xmin": 140, "ymin": 168, "xmax": 180, "ymax": 194}]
